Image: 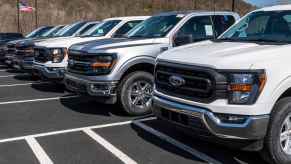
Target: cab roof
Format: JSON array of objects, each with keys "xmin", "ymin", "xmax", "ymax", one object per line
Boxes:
[
  {"xmin": 103, "ymin": 16, "xmax": 150, "ymax": 21},
  {"xmin": 258, "ymin": 4, "xmax": 291, "ymax": 12},
  {"xmin": 154, "ymin": 10, "xmax": 239, "ymax": 17}
]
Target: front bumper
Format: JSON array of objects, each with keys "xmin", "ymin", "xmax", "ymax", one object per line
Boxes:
[
  {"xmin": 64, "ymin": 74, "xmax": 118, "ymax": 104},
  {"xmin": 153, "ymin": 95, "xmax": 269, "ymax": 140},
  {"xmin": 13, "ymin": 56, "xmax": 34, "ymax": 70},
  {"xmin": 33, "ymin": 63, "xmax": 65, "ymax": 80}
]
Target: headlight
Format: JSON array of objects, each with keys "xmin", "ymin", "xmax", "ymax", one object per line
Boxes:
[
  {"xmin": 225, "ymin": 70, "xmax": 266, "ymax": 105},
  {"xmin": 90, "ymin": 54, "xmax": 117, "ymax": 75},
  {"xmin": 50, "ymin": 48, "xmax": 67, "ymax": 63}
]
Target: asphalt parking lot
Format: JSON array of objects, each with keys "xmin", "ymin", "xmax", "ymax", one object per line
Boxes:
[{"xmin": 0, "ymin": 63, "xmax": 269, "ymax": 164}]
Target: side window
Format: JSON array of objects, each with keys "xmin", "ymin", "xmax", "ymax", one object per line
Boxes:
[
  {"xmin": 35, "ymin": 27, "xmax": 52, "ymax": 37},
  {"xmin": 212, "ymin": 15, "xmax": 236, "ymax": 36},
  {"xmin": 78, "ymin": 23, "xmax": 96, "ymax": 36},
  {"xmin": 174, "ymin": 16, "xmax": 213, "ymax": 47},
  {"xmin": 113, "ymin": 20, "xmax": 143, "ymax": 37}
]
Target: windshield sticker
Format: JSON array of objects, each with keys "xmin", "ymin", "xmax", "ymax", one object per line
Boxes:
[
  {"xmin": 205, "ymin": 25, "xmax": 213, "ymax": 36},
  {"xmin": 98, "ymin": 29, "xmax": 104, "ymax": 34}
]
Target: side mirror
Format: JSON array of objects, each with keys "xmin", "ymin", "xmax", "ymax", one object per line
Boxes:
[{"xmin": 173, "ymin": 35, "xmax": 193, "ymax": 47}]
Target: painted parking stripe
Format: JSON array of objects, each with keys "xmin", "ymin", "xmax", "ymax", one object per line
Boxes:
[
  {"xmin": 0, "ymin": 82, "xmax": 50, "ymax": 87},
  {"xmin": 0, "ymin": 117, "xmax": 156, "ymax": 143},
  {"xmin": 26, "ymin": 137, "xmax": 54, "ymax": 164},
  {"xmin": 84, "ymin": 129, "xmax": 137, "ymax": 164},
  {"xmin": 133, "ymin": 121, "xmax": 222, "ymax": 164},
  {"xmin": 0, "ymin": 95, "xmax": 79, "ymax": 105}
]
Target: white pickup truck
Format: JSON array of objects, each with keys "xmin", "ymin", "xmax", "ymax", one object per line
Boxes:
[
  {"xmin": 153, "ymin": 5, "xmax": 291, "ymax": 164},
  {"xmin": 65, "ymin": 11, "xmax": 239, "ymax": 116},
  {"xmin": 33, "ymin": 16, "xmax": 148, "ymax": 81}
]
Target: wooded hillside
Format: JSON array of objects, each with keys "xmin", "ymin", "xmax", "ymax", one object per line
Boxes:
[{"xmin": 0, "ymin": 0, "xmax": 255, "ymax": 34}]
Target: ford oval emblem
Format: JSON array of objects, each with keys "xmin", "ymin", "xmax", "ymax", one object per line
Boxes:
[{"xmin": 169, "ymin": 75, "xmax": 185, "ymax": 87}]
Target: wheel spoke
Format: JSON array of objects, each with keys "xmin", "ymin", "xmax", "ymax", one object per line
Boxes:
[
  {"xmin": 281, "ymin": 114, "xmax": 291, "ymax": 155},
  {"xmin": 136, "ymin": 82, "xmax": 143, "ymax": 91},
  {"xmin": 281, "ymin": 132, "xmax": 289, "ymax": 142},
  {"xmin": 132, "ymin": 96, "xmax": 140, "ymax": 105},
  {"xmin": 131, "ymin": 90, "xmax": 139, "ymax": 96}
]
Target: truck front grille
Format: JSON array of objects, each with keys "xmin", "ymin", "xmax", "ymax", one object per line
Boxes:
[
  {"xmin": 67, "ymin": 52, "xmax": 96, "ymax": 75},
  {"xmin": 6, "ymin": 44, "xmax": 16, "ymax": 54},
  {"xmin": 155, "ymin": 62, "xmax": 227, "ymax": 103},
  {"xmin": 16, "ymin": 46, "xmax": 34, "ymax": 57}
]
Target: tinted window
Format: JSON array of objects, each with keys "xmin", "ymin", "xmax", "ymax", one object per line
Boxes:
[
  {"xmin": 26, "ymin": 26, "xmax": 53, "ymax": 38},
  {"xmin": 84, "ymin": 20, "xmax": 121, "ymax": 37},
  {"xmin": 127, "ymin": 15, "xmax": 183, "ymax": 38},
  {"xmin": 212, "ymin": 15, "xmax": 236, "ymax": 36},
  {"xmin": 55, "ymin": 22, "xmax": 87, "ymax": 37},
  {"xmin": 113, "ymin": 20, "xmax": 143, "ymax": 38},
  {"xmin": 176, "ymin": 16, "xmax": 214, "ymax": 43},
  {"xmin": 41, "ymin": 26, "xmax": 64, "ymax": 37},
  {"xmin": 220, "ymin": 11, "xmax": 291, "ymax": 43},
  {"xmin": 77, "ymin": 23, "xmax": 98, "ymax": 36}
]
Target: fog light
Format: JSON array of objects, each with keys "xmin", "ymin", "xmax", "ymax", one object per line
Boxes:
[
  {"xmin": 47, "ymin": 67, "xmax": 58, "ymax": 71},
  {"xmin": 215, "ymin": 114, "xmax": 248, "ymax": 124}
]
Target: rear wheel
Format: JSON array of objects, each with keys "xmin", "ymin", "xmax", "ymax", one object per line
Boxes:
[
  {"xmin": 118, "ymin": 71, "xmax": 154, "ymax": 116},
  {"xmin": 261, "ymin": 97, "xmax": 291, "ymax": 164}
]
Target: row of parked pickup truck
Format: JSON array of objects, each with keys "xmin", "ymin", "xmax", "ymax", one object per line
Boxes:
[{"xmin": 2, "ymin": 4, "xmax": 291, "ymax": 164}]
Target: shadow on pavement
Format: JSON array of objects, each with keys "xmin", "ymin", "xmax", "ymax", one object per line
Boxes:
[
  {"xmin": 131, "ymin": 120, "xmax": 268, "ymax": 164},
  {"xmin": 6, "ymin": 69, "xmax": 24, "ymax": 73},
  {"xmin": 31, "ymin": 82, "xmax": 66, "ymax": 93},
  {"xmin": 60, "ymin": 96, "xmax": 128, "ymax": 117},
  {"xmin": 130, "ymin": 123, "xmax": 206, "ymax": 163}
]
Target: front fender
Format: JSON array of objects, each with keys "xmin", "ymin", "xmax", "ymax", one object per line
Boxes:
[
  {"xmin": 270, "ymin": 76, "xmax": 291, "ymax": 110},
  {"xmin": 114, "ymin": 55, "xmax": 156, "ymax": 80}
]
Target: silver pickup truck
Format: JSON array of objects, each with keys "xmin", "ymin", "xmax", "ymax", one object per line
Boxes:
[{"xmin": 65, "ymin": 11, "xmax": 240, "ymax": 115}]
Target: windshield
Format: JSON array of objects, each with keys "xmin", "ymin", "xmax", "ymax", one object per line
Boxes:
[
  {"xmin": 220, "ymin": 11, "xmax": 291, "ymax": 43},
  {"xmin": 127, "ymin": 14, "xmax": 183, "ymax": 38},
  {"xmin": 54, "ymin": 22, "xmax": 86, "ymax": 37},
  {"xmin": 41, "ymin": 26, "xmax": 64, "ymax": 37},
  {"xmin": 82, "ymin": 20, "xmax": 121, "ymax": 37},
  {"xmin": 26, "ymin": 26, "xmax": 52, "ymax": 38}
]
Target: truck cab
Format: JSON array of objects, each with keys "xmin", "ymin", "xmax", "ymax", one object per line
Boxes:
[{"xmin": 64, "ymin": 11, "xmax": 240, "ymax": 116}]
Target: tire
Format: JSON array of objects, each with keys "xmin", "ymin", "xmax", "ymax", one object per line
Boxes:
[
  {"xmin": 261, "ymin": 97, "xmax": 291, "ymax": 164},
  {"xmin": 118, "ymin": 71, "xmax": 154, "ymax": 116}
]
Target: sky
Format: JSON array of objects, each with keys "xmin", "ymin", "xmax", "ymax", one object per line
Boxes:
[{"xmin": 244, "ymin": 0, "xmax": 282, "ymax": 7}]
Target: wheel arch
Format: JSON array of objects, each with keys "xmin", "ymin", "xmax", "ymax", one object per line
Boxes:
[
  {"xmin": 116, "ymin": 56, "xmax": 156, "ymax": 81},
  {"xmin": 272, "ymin": 76, "xmax": 291, "ymax": 109}
]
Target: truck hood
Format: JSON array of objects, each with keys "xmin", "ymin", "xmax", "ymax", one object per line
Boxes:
[
  {"xmin": 70, "ymin": 37, "xmax": 167, "ymax": 53},
  {"xmin": 158, "ymin": 41, "xmax": 287, "ymax": 69},
  {"xmin": 35, "ymin": 36, "xmax": 104, "ymax": 48}
]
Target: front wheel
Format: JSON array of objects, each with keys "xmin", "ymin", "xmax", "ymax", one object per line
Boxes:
[
  {"xmin": 118, "ymin": 71, "xmax": 154, "ymax": 116},
  {"xmin": 261, "ymin": 97, "xmax": 291, "ymax": 164}
]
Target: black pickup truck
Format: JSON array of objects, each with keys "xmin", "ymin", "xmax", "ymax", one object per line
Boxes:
[{"xmin": 0, "ymin": 33, "xmax": 24, "ymax": 61}]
